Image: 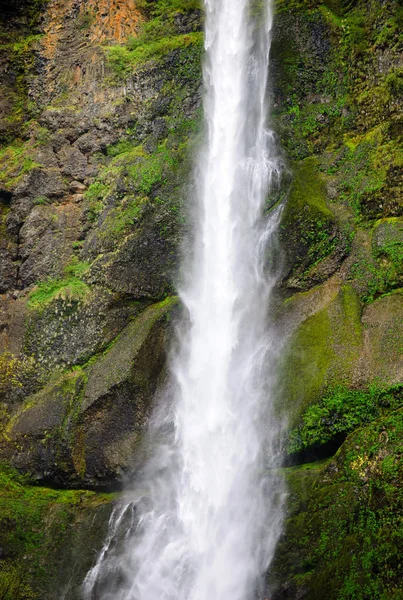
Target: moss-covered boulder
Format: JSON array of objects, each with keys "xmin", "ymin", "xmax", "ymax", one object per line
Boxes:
[
  {"xmin": 1, "ymin": 298, "xmax": 177, "ymax": 489},
  {"xmin": 25, "ymin": 282, "xmax": 141, "ymax": 374},
  {"xmin": 0, "ymin": 463, "xmax": 115, "ymax": 600},
  {"xmin": 279, "ymin": 284, "xmax": 403, "ymax": 455},
  {"xmin": 279, "ymin": 284, "xmax": 363, "ymax": 423},
  {"xmin": 270, "ymin": 408, "xmax": 403, "ymax": 600},
  {"xmin": 356, "ymin": 290, "xmax": 403, "ymax": 385},
  {"xmin": 279, "ymin": 158, "xmax": 348, "ymax": 290}
]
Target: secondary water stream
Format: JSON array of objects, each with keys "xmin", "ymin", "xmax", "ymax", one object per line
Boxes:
[{"xmin": 83, "ymin": 0, "xmax": 285, "ymax": 598}]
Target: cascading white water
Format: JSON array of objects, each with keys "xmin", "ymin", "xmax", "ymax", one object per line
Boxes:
[{"xmin": 83, "ymin": 1, "xmax": 285, "ymax": 599}]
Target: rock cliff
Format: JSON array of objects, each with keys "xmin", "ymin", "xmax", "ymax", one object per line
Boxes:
[{"xmin": 0, "ymin": 0, "xmax": 402, "ymax": 598}]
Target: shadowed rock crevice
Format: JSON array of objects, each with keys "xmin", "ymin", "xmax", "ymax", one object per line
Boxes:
[{"xmin": 283, "ymin": 432, "xmax": 347, "ymax": 467}]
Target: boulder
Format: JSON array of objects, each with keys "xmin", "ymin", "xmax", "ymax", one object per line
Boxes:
[{"xmin": 3, "ymin": 298, "xmax": 178, "ymax": 488}]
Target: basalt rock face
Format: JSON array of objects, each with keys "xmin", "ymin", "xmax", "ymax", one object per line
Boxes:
[
  {"xmin": 0, "ymin": 2, "xmax": 201, "ymax": 595},
  {"xmin": 268, "ymin": 0, "xmax": 403, "ymax": 597},
  {"xmin": 0, "ymin": 0, "xmax": 402, "ymax": 598},
  {"xmin": 0, "ymin": 0, "xmax": 202, "ymax": 486}
]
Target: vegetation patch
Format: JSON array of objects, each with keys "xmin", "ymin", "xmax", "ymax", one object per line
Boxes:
[
  {"xmin": 107, "ymin": 31, "xmax": 203, "ymax": 75},
  {"xmin": 0, "ymin": 32, "xmax": 45, "ymax": 139},
  {"xmin": 28, "ymin": 258, "xmax": 91, "ymax": 311},
  {"xmin": 289, "ymin": 383, "xmax": 403, "ymax": 454},
  {"xmin": 0, "ymin": 140, "xmax": 41, "ymax": 189},
  {"xmin": 102, "ymin": 0, "xmax": 202, "ymax": 76},
  {"xmin": 271, "ymin": 409, "xmax": 403, "ymax": 600},
  {"xmin": 0, "ymin": 462, "xmax": 114, "ymax": 599},
  {"xmin": 84, "ymin": 120, "xmax": 199, "ymax": 251}
]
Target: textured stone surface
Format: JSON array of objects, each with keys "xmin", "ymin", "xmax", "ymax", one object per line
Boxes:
[{"xmin": 2, "ymin": 298, "xmax": 178, "ymax": 489}]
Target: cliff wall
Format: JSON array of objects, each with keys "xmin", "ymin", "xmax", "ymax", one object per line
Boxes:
[{"xmin": 0, "ymin": 0, "xmax": 402, "ymax": 598}]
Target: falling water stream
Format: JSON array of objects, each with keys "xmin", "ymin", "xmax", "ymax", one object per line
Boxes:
[{"xmin": 83, "ymin": 0, "xmax": 285, "ymax": 598}]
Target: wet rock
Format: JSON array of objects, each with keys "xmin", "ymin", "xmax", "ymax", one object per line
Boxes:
[
  {"xmin": 88, "ymin": 227, "xmax": 176, "ymax": 300},
  {"xmin": 5, "ymin": 196, "xmax": 33, "ymax": 240},
  {"xmin": 0, "ymin": 212, "xmax": 18, "ymax": 292},
  {"xmin": 0, "ymin": 462, "xmax": 114, "ymax": 600},
  {"xmin": 0, "ymin": 252, "xmax": 17, "ymax": 293},
  {"xmin": 34, "ymin": 146, "xmax": 59, "ymax": 169},
  {"xmin": 173, "ymin": 10, "xmax": 203, "ymax": 34},
  {"xmin": 74, "ymin": 131, "xmax": 113, "ymax": 155},
  {"xmin": 279, "ymin": 158, "xmax": 347, "ymax": 291},
  {"xmin": 39, "ymin": 108, "xmax": 90, "ymax": 138},
  {"xmin": 69, "ymin": 180, "xmax": 87, "ymax": 194},
  {"xmin": 278, "ymin": 284, "xmax": 363, "ymax": 424},
  {"xmin": 50, "ymin": 131, "xmax": 69, "ymax": 153}
]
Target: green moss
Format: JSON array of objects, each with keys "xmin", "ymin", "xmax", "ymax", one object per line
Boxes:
[
  {"xmin": 286, "ymin": 157, "xmax": 331, "ymax": 216},
  {"xmin": 9, "ymin": 34, "xmax": 44, "ymax": 52},
  {"xmin": 0, "ymin": 201, "xmax": 10, "ymax": 239},
  {"xmin": 280, "ymin": 157, "xmax": 343, "ymax": 282},
  {"xmin": 98, "ymin": 197, "xmax": 144, "ymax": 243},
  {"xmin": 0, "ymin": 141, "xmax": 41, "ymax": 189},
  {"xmin": 28, "ymin": 259, "xmax": 91, "ymax": 311},
  {"xmin": 0, "ymin": 462, "xmax": 114, "ymax": 599},
  {"xmin": 28, "ymin": 279, "xmax": 89, "ymax": 310},
  {"xmin": 274, "ymin": 0, "xmax": 318, "ymax": 14},
  {"xmin": 361, "ymin": 291, "xmax": 403, "ymax": 385},
  {"xmin": 85, "ymin": 295, "xmax": 178, "ymax": 394},
  {"xmin": 103, "ymin": 0, "xmax": 202, "ymax": 77},
  {"xmin": 0, "ymin": 30, "xmax": 45, "ymax": 138},
  {"xmin": 5, "ymin": 369, "xmax": 88, "ymax": 458},
  {"xmin": 346, "ymin": 218, "xmax": 403, "ymax": 303},
  {"xmin": 107, "ymin": 31, "xmax": 203, "ymax": 75},
  {"xmin": 372, "ymin": 218, "xmax": 403, "ymax": 290},
  {"xmin": 84, "ymin": 181, "xmax": 110, "ymax": 222},
  {"xmin": 273, "ymin": 0, "xmax": 402, "ymax": 230},
  {"xmin": 0, "ymin": 352, "xmax": 36, "ymax": 401},
  {"xmin": 136, "ymin": 0, "xmax": 201, "ymax": 16},
  {"xmin": 86, "ymin": 125, "xmax": 198, "ymax": 246},
  {"xmin": 271, "ymin": 410, "xmax": 403, "ymax": 599},
  {"xmin": 86, "ymin": 139, "xmax": 181, "ymax": 209},
  {"xmin": 280, "ymin": 285, "xmax": 362, "ymax": 422},
  {"xmin": 289, "ymin": 383, "xmax": 403, "ymax": 453}
]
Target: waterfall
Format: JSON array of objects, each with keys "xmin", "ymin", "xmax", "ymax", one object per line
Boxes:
[{"xmin": 83, "ymin": 0, "xmax": 285, "ymax": 598}]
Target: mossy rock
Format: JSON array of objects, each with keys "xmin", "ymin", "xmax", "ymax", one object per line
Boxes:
[
  {"xmin": 76, "ymin": 296, "xmax": 178, "ymax": 487},
  {"xmin": 370, "ymin": 218, "xmax": 403, "ymax": 292},
  {"xmin": 24, "ymin": 284, "xmax": 144, "ymax": 375},
  {"xmin": 345, "ymin": 229, "xmax": 387, "ymax": 303},
  {"xmin": 356, "ymin": 290, "xmax": 403, "ymax": 385},
  {"xmin": 279, "ymin": 284, "xmax": 362, "ymax": 424},
  {"xmin": 1, "ymin": 298, "xmax": 178, "ymax": 489},
  {"xmin": 270, "ymin": 409, "xmax": 403, "ymax": 600},
  {"xmin": 373, "ymin": 218, "xmax": 403, "ymax": 249},
  {"xmin": 0, "ymin": 462, "xmax": 115, "ymax": 600},
  {"xmin": 280, "ymin": 158, "xmax": 347, "ymax": 290}
]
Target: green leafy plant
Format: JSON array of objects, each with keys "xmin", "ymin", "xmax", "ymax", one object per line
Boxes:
[{"xmin": 289, "ymin": 384, "xmax": 403, "ymax": 453}]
